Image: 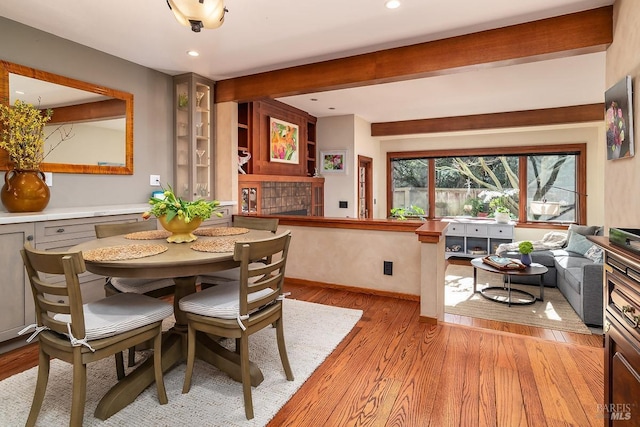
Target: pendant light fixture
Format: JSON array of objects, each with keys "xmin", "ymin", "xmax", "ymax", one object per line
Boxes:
[{"xmin": 166, "ymin": 0, "xmax": 227, "ymax": 32}]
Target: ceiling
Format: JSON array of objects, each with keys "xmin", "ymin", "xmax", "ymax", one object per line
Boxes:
[{"xmin": 0, "ymin": 0, "xmax": 613, "ymax": 124}]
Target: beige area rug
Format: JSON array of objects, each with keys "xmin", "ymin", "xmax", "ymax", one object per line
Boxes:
[
  {"xmin": 0, "ymin": 299, "xmax": 362, "ymax": 427},
  {"xmin": 445, "ymin": 264, "xmax": 592, "ymax": 334}
]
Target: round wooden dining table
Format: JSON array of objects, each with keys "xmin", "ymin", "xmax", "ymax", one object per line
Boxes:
[{"xmin": 71, "ymin": 228, "xmax": 274, "ymax": 420}]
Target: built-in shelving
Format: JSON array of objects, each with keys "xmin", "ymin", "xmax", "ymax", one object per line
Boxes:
[{"xmin": 173, "ymin": 73, "xmax": 215, "ymax": 200}]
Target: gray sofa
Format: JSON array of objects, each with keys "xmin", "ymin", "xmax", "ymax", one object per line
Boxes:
[{"xmin": 503, "ymin": 225, "xmax": 604, "ymax": 327}]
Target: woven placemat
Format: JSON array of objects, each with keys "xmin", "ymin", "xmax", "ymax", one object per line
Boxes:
[
  {"xmin": 190, "ymin": 237, "xmax": 249, "ymax": 253},
  {"xmin": 83, "ymin": 244, "xmax": 168, "ymax": 261},
  {"xmin": 124, "ymin": 230, "xmax": 172, "ymax": 240},
  {"xmin": 193, "ymin": 227, "xmax": 250, "ymax": 237}
]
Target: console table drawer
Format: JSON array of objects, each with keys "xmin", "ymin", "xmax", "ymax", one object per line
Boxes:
[
  {"xmin": 465, "ymin": 224, "xmax": 488, "ymax": 237},
  {"xmin": 446, "ymin": 223, "xmax": 465, "ymax": 236},
  {"xmin": 488, "ymin": 225, "xmax": 513, "ymax": 239}
]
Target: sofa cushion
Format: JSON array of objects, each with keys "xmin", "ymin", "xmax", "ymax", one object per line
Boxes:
[
  {"xmin": 565, "ymin": 232, "xmax": 595, "ymax": 256},
  {"xmin": 584, "ymin": 245, "xmax": 604, "ymax": 263},
  {"xmin": 554, "ymin": 254, "xmax": 595, "ymax": 295},
  {"xmin": 568, "ymin": 224, "xmax": 601, "ymax": 237}
]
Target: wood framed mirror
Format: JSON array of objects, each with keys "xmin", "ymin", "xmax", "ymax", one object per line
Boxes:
[{"xmin": 0, "ymin": 60, "xmax": 133, "ymax": 174}]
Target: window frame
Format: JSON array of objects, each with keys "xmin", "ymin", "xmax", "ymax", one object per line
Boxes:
[{"xmin": 387, "ymin": 143, "xmax": 587, "ymax": 225}]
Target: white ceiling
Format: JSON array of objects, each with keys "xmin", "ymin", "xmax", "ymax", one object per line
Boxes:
[{"xmin": 0, "ymin": 0, "xmax": 613, "ymax": 123}]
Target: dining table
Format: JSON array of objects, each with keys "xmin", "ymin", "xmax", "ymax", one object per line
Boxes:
[{"xmin": 71, "ymin": 226, "xmax": 274, "ymax": 420}]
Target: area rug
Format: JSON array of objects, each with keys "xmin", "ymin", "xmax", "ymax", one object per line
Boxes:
[
  {"xmin": 0, "ymin": 299, "xmax": 362, "ymax": 426},
  {"xmin": 445, "ymin": 264, "xmax": 592, "ymax": 334}
]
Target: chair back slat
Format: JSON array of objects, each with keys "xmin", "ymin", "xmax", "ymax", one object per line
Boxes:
[
  {"xmin": 95, "ymin": 220, "xmax": 156, "ymax": 238},
  {"xmin": 21, "ymin": 244, "xmax": 87, "ymax": 338},
  {"xmin": 232, "ymin": 216, "xmax": 279, "ymax": 233},
  {"xmin": 233, "ymin": 231, "xmax": 291, "ymax": 316}
]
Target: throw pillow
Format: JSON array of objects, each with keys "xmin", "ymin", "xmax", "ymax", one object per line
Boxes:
[
  {"xmin": 584, "ymin": 245, "xmax": 604, "ymax": 263},
  {"xmin": 565, "ymin": 224, "xmax": 601, "ymax": 248},
  {"xmin": 565, "ymin": 232, "xmax": 594, "ymax": 256}
]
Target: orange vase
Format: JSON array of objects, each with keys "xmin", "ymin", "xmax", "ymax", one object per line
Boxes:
[{"xmin": 1, "ymin": 169, "xmax": 50, "ymax": 213}]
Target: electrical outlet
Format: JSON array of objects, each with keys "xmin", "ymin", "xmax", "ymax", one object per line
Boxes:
[
  {"xmin": 383, "ymin": 261, "xmax": 393, "ymax": 276},
  {"xmin": 150, "ymin": 175, "xmax": 161, "ymax": 186}
]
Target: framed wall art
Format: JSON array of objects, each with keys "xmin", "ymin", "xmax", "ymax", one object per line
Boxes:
[
  {"xmin": 269, "ymin": 117, "xmax": 299, "ymax": 164},
  {"xmin": 605, "ymin": 75, "xmax": 634, "ymax": 160},
  {"xmin": 321, "ymin": 150, "xmax": 347, "ymax": 174}
]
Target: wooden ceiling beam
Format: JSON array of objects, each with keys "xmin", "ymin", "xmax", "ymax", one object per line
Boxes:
[
  {"xmin": 215, "ymin": 6, "xmax": 612, "ymax": 103},
  {"xmin": 371, "ymin": 103, "xmax": 604, "ymax": 136}
]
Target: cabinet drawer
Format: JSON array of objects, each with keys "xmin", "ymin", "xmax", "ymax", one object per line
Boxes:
[
  {"xmin": 465, "ymin": 224, "xmax": 487, "ymax": 237},
  {"xmin": 35, "ymin": 214, "xmax": 143, "ymax": 243},
  {"xmin": 488, "ymin": 225, "xmax": 513, "ymax": 239},
  {"xmin": 607, "ymin": 271, "xmax": 640, "ymax": 342},
  {"xmin": 446, "ymin": 223, "xmax": 465, "ymax": 236}
]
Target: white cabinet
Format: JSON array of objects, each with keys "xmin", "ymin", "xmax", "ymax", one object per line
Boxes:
[
  {"xmin": 444, "ymin": 220, "xmax": 514, "ymax": 258},
  {"xmin": 0, "ymin": 223, "xmax": 35, "ymax": 343}
]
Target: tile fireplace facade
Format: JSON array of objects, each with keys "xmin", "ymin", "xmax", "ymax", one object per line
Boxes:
[{"xmin": 261, "ymin": 181, "xmax": 311, "ymax": 215}]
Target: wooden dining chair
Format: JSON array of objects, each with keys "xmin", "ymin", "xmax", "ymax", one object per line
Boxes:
[
  {"xmin": 198, "ymin": 216, "xmax": 279, "ymax": 288},
  {"xmin": 95, "ymin": 220, "xmax": 176, "ymax": 375},
  {"xmin": 180, "ymin": 230, "xmax": 294, "ymax": 420},
  {"xmin": 20, "ymin": 244, "xmax": 173, "ymax": 427}
]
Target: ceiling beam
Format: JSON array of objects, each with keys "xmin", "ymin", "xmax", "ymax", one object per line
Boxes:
[
  {"xmin": 215, "ymin": 6, "xmax": 612, "ymax": 103},
  {"xmin": 370, "ymin": 103, "xmax": 604, "ymax": 136}
]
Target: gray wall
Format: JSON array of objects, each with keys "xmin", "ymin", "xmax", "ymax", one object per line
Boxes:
[{"xmin": 0, "ymin": 17, "xmax": 173, "ymax": 209}]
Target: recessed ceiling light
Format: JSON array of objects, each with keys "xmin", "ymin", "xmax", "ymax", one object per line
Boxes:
[
  {"xmin": 385, "ymin": 0, "xmax": 401, "ymax": 9},
  {"xmin": 187, "ymin": 50, "xmax": 200, "ymax": 57}
]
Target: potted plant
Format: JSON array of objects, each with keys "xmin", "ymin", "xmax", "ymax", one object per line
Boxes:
[
  {"xmin": 518, "ymin": 240, "xmax": 534, "ymax": 266},
  {"xmin": 463, "ymin": 197, "xmax": 485, "ymax": 217},
  {"xmin": 0, "ymin": 100, "xmax": 59, "ymax": 212},
  {"xmin": 143, "ymin": 185, "xmax": 222, "ymax": 243},
  {"xmin": 493, "ymin": 206, "xmax": 511, "ymax": 224}
]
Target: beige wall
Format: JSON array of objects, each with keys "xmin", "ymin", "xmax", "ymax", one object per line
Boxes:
[
  {"xmin": 604, "ymin": 0, "xmax": 640, "ymax": 231},
  {"xmin": 284, "ymin": 225, "xmax": 421, "ymax": 296},
  {"xmin": 0, "ymin": 17, "xmax": 174, "ymax": 210},
  {"xmin": 317, "ymin": 115, "xmax": 356, "ymax": 217}
]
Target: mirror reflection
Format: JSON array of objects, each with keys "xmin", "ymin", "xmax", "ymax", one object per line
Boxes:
[{"xmin": 0, "ymin": 61, "xmax": 133, "ymax": 174}]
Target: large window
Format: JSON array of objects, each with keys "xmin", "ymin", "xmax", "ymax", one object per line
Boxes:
[
  {"xmin": 391, "ymin": 158, "xmax": 429, "ymax": 213},
  {"xmin": 388, "ymin": 145, "xmax": 585, "ymax": 224}
]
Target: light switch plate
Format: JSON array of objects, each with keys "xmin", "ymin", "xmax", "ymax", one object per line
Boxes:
[{"xmin": 43, "ymin": 172, "xmax": 53, "ymax": 186}]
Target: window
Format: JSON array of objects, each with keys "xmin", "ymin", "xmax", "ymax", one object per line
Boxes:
[
  {"xmin": 434, "ymin": 156, "xmax": 519, "ymax": 217},
  {"xmin": 390, "ymin": 158, "xmax": 428, "ymax": 215},
  {"xmin": 526, "ymin": 154, "xmax": 577, "ymax": 222},
  {"xmin": 387, "ymin": 144, "xmax": 586, "ymax": 224}
]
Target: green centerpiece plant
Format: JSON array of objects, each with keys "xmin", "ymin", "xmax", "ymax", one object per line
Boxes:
[
  {"xmin": 518, "ymin": 240, "xmax": 534, "ymax": 266},
  {"xmin": 143, "ymin": 185, "xmax": 222, "ymax": 243}
]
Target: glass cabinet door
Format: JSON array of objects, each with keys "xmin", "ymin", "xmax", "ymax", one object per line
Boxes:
[{"xmin": 173, "ymin": 73, "xmax": 214, "ymax": 201}]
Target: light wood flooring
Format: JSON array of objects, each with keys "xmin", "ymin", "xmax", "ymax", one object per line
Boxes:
[{"xmin": 0, "ymin": 282, "xmax": 604, "ymax": 426}]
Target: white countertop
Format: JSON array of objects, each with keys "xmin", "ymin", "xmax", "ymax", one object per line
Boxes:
[{"xmin": 0, "ymin": 201, "xmax": 236, "ymax": 225}]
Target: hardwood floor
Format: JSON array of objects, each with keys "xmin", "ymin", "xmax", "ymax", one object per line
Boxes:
[{"xmin": 0, "ymin": 282, "xmax": 604, "ymax": 426}]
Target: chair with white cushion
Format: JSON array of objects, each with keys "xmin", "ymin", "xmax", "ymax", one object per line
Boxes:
[
  {"xmin": 20, "ymin": 244, "xmax": 173, "ymax": 427},
  {"xmin": 95, "ymin": 221, "xmax": 176, "ymax": 298},
  {"xmin": 95, "ymin": 221, "xmax": 176, "ymax": 375},
  {"xmin": 198, "ymin": 216, "xmax": 279, "ymax": 288},
  {"xmin": 180, "ymin": 230, "xmax": 293, "ymax": 420}
]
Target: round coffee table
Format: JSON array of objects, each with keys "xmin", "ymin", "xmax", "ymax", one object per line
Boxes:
[{"xmin": 470, "ymin": 257, "xmax": 548, "ymax": 307}]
